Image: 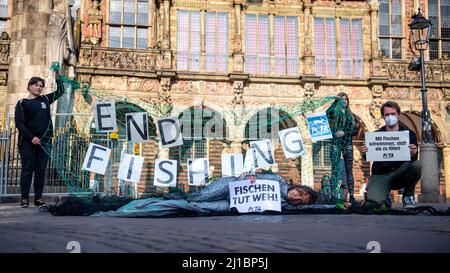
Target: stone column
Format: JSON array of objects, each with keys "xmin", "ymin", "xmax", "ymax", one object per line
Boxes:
[
  {"xmin": 302, "ymin": 2, "xmax": 314, "ymax": 75},
  {"xmin": 162, "ymin": 0, "xmax": 171, "ymax": 49},
  {"xmin": 232, "ymin": 3, "xmax": 244, "ymax": 72},
  {"xmin": 419, "ymin": 144, "xmax": 441, "ymax": 203},
  {"xmin": 443, "ymin": 146, "xmax": 450, "ymax": 201},
  {"xmin": 7, "ymin": 0, "xmax": 52, "ymax": 113},
  {"xmin": 369, "ymin": 0, "xmax": 383, "ymax": 76},
  {"xmin": 301, "ymin": 143, "xmax": 314, "ymax": 188},
  {"xmin": 149, "ymin": 0, "xmax": 155, "ymax": 48}
]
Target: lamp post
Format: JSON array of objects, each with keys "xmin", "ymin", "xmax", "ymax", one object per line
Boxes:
[{"xmin": 409, "ymin": 8, "xmax": 440, "ymax": 203}]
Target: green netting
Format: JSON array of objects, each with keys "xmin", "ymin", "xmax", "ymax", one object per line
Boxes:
[{"xmin": 37, "ymin": 65, "xmax": 350, "ymax": 204}]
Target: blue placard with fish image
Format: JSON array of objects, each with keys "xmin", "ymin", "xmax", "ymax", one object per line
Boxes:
[{"xmin": 306, "ymin": 112, "xmax": 333, "ymax": 142}]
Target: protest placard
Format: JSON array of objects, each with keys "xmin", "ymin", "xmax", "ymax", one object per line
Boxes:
[
  {"xmin": 82, "ymin": 143, "xmax": 111, "ymax": 175},
  {"xmin": 221, "ymin": 154, "xmax": 244, "ymax": 177},
  {"xmin": 306, "ymin": 112, "xmax": 332, "ymax": 142},
  {"xmin": 93, "ymin": 101, "xmax": 117, "ymax": 132},
  {"xmin": 117, "ymin": 154, "xmax": 144, "ymax": 183},
  {"xmin": 365, "ymin": 131, "xmax": 411, "ymax": 161},
  {"xmin": 157, "ymin": 117, "xmax": 183, "ymax": 148},
  {"xmin": 126, "ymin": 112, "xmax": 150, "ymax": 143},
  {"xmin": 250, "ymin": 140, "xmax": 276, "ymax": 169},
  {"xmin": 228, "ymin": 179, "xmax": 281, "ymax": 213},
  {"xmin": 278, "ymin": 127, "xmax": 305, "ymax": 158},
  {"xmin": 154, "ymin": 159, "xmax": 178, "ymax": 187}
]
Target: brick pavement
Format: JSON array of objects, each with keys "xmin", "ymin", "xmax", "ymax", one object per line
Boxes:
[{"xmin": 0, "ymin": 203, "xmax": 449, "ymax": 253}]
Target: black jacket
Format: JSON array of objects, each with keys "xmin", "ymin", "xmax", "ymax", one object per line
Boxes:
[
  {"xmin": 371, "ymin": 124, "xmax": 419, "ymax": 175},
  {"xmin": 15, "ymin": 77, "xmax": 65, "ymax": 145}
]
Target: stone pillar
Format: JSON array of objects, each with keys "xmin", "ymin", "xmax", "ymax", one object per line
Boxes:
[
  {"xmin": 443, "ymin": 146, "xmax": 450, "ymax": 201},
  {"xmin": 301, "ymin": 143, "xmax": 314, "ymax": 188},
  {"xmin": 232, "ymin": 3, "xmax": 244, "ymax": 72},
  {"xmin": 162, "ymin": 0, "xmax": 171, "ymax": 49},
  {"xmin": 419, "ymin": 144, "xmax": 441, "ymax": 203},
  {"xmin": 302, "ymin": 2, "xmax": 314, "ymax": 75},
  {"xmin": 7, "ymin": 0, "xmax": 52, "ymax": 113},
  {"xmin": 369, "ymin": 0, "xmax": 383, "ymax": 76},
  {"xmin": 149, "ymin": 0, "xmax": 155, "ymax": 48}
]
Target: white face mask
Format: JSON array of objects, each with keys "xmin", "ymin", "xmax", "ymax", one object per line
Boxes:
[{"xmin": 384, "ymin": 115, "xmax": 398, "ymax": 127}]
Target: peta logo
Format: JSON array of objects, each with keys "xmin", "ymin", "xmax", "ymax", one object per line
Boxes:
[{"xmin": 41, "ymin": 102, "xmax": 47, "ymax": 109}]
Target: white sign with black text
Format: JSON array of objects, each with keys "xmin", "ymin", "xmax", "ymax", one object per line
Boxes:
[
  {"xmin": 228, "ymin": 179, "xmax": 281, "ymax": 213},
  {"xmin": 117, "ymin": 154, "xmax": 144, "ymax": 183},
  {"xmin": 365, "ymin": 131, "xmax": 410, "ymax": 161},
  {"xmin": 82, "ymin": 143, "xmax": 111, "ymax": 175},
  {"xmin": 154, "ymin": 159, "xmax": 178, "ymax": 187}
]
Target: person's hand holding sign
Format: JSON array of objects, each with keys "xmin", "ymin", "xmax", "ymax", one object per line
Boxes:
[
  {"xmin": 409, "ymin": 144, "xmax": 418, "ymax": 157},
  {"xmin": 360, "ymin": 145, "xmax": 368, "ymax": 153}
]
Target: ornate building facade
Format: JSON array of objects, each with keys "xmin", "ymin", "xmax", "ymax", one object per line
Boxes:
[{"xmin": 1, "ymin": 0, "xmax": 450, "ymax": 200}]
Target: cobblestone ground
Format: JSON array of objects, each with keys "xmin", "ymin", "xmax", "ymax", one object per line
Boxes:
[{"xmin": 0, "ymin": 203, "xmax": 449, "ymax": 253}]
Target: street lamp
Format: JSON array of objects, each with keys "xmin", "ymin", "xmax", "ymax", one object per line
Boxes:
[
  {"xmin": 408, "ymin": 8, "xmax": 440, "ymax": 203},
  {"xmin": 409, "ymin": 7, "xmax": 432, "ymax": 143}
]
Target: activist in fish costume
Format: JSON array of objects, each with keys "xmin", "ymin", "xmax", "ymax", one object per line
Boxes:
[{"xmin": 89, "ymin": 173, "xmax": 321, "ymax": 218}]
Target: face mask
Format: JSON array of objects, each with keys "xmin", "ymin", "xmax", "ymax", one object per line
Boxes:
[{"xmin": 384, "ymin": 115, "xmax": 398, "ymax": 127}]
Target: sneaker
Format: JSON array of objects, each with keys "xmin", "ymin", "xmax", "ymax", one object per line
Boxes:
[
  {"xmin": 402, "ymin": 196, "xmax": 415, "ymax": 209},
  {"xmin": 20, "ymin": 199, "xmax": 29, "ymax": 208},
  {"xmin": 34, "ymin": 199, "xmax": 46, "ymax": 207}
]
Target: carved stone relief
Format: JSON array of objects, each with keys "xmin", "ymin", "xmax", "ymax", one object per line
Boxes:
[
  {"xmin": 80, "ymin": 47, "xmax": 157, "ymax": 72},
  {"xmin": 152, "ymin": 77, "xmax": 173, "ymax": 117},
  {"xmin": 0, "ymin": 32, "xmax": 10, "ymax": 64},
  {"xmin": 0, "ymin": 71, "xmax": 7, "ymax": 86},
  {"xmin": 83, "ymin": 0, "xmax": 103, "ymax": 45},
  {"xmin": 91, "ymin": 76, "xmax": 159, "ymax": 92}
]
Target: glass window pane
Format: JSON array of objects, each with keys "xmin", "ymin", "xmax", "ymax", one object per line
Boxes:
[
  {"xmin": 351, "ymin": 19, "xmax": 363, "ymax": 77},
  {"xmin": 0, "ymin": 20, "xmax": 6, "ymax": 33},
  {"xmin": 109, "ymin": 27, "xmax": 121, "ymax": 48},
  {"xmin": 314, "ymin": 18, "xmax": 325, "ymax": 76},
  {"xmin": 379, "ymin": 0, "xmax": 389, "ymax": 36},
  {"xmin": 137, "ymin": 28, "xmax": 147, "ymax": 48},
  {"xmin": 274, "ymin": 16, "xmax": 286, "ymax": 74},
  {"xmin": 110, "ymin": 0, "xmax": 122, "ymax": 24},
  {"xmin": 285, "ymin": 16, "xmax": 298, "ymax": 75},
  {"xmin": 442, "ymin": 0, "xmax": 450, "ymax": 38},
  {"xmin": 177, "ymin": 10, "xmax": 189, "ymax": 70},
  {"xmin": 326, "ymin": 18, "xmax": 336, "ymax": 76},
  {"xmin": 392, "ymin": 38, "xmax": 402, "ymax": 59},
  {"xmin": 0, "ymin": 0, "xmax": 7, "ymax": 17},
  {"xmin": 137, "ymin": 1, "xmax": 149, "ymax": 25},
  {"xmin": 189, "ymin": 11, "xmax": 201, "ymax": 71},
  {"xmin": 205, "ymin": 12, "xmax": 216, "ymax": 72},
  {"xmin": 123, "ymin": 0, "xmax": 135, "ymax": 25},
  {"xmin": 340, "ymin": 19, "xmax": 351, "ymax": 77},
  {"xmin": 429, "ymin": 40, "xmax": 439, "ymax": 60},
  {"xmin": 216, "ymin": 12, "xmax": 228, "ymax": 72},
  {"xmin": 123, "ymin": 26, "xmax": 134, "ymax": 48},
  {"xmin": 429, "ymin": 0, "xmax": 439, "ymax": 38},
  {"xmin": 443, "ymin": 40, "xmax": 450, "ymax": 59},
  {"xmin": 245, "ymin": 14, "xmax": 257, "ymax": 73},
  {"xmin": 258, "ymin": 15, "xmax": 270, "ymax": 74},
  {"xmin": 380, "ymin": 38, "xmax": 390, "ymax": 58}
]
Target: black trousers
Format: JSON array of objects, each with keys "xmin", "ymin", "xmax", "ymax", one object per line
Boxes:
[{"xmin": 19, "ymin": 140, "xmax": 50, "ymax": 200}]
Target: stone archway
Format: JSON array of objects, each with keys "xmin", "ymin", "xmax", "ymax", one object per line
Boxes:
[
  {"xmin": 170, "ymin": 105, "xmax": 228, "ymax": 189},
  {"xmin": 243, "ymin": 107, "xmax": 301, "ymax": 184}
]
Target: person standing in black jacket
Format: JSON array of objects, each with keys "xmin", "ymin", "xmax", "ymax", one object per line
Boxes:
[
  {"xmin": 14, "ymin": 75, "xmax": 65, "ymax": 207},
  {"xmin": 360, "ymin": 101, "xmax": 421, "ymax": 209}
]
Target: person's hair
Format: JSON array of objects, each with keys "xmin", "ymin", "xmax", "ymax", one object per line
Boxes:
[
  {"xmin": 287, "ymin": 184, "xmax": 318, "ymax": 204},
  {"xmin": 336, "ymin": 92, "xmax": 350, "ymax": 110},
  {"xmin": 380, "ymin": 101, "xmax": 401, "ymax": 116},
  {"xmin": 27, "ymin": 77, "xmax": 45, "ymax": 91}
]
